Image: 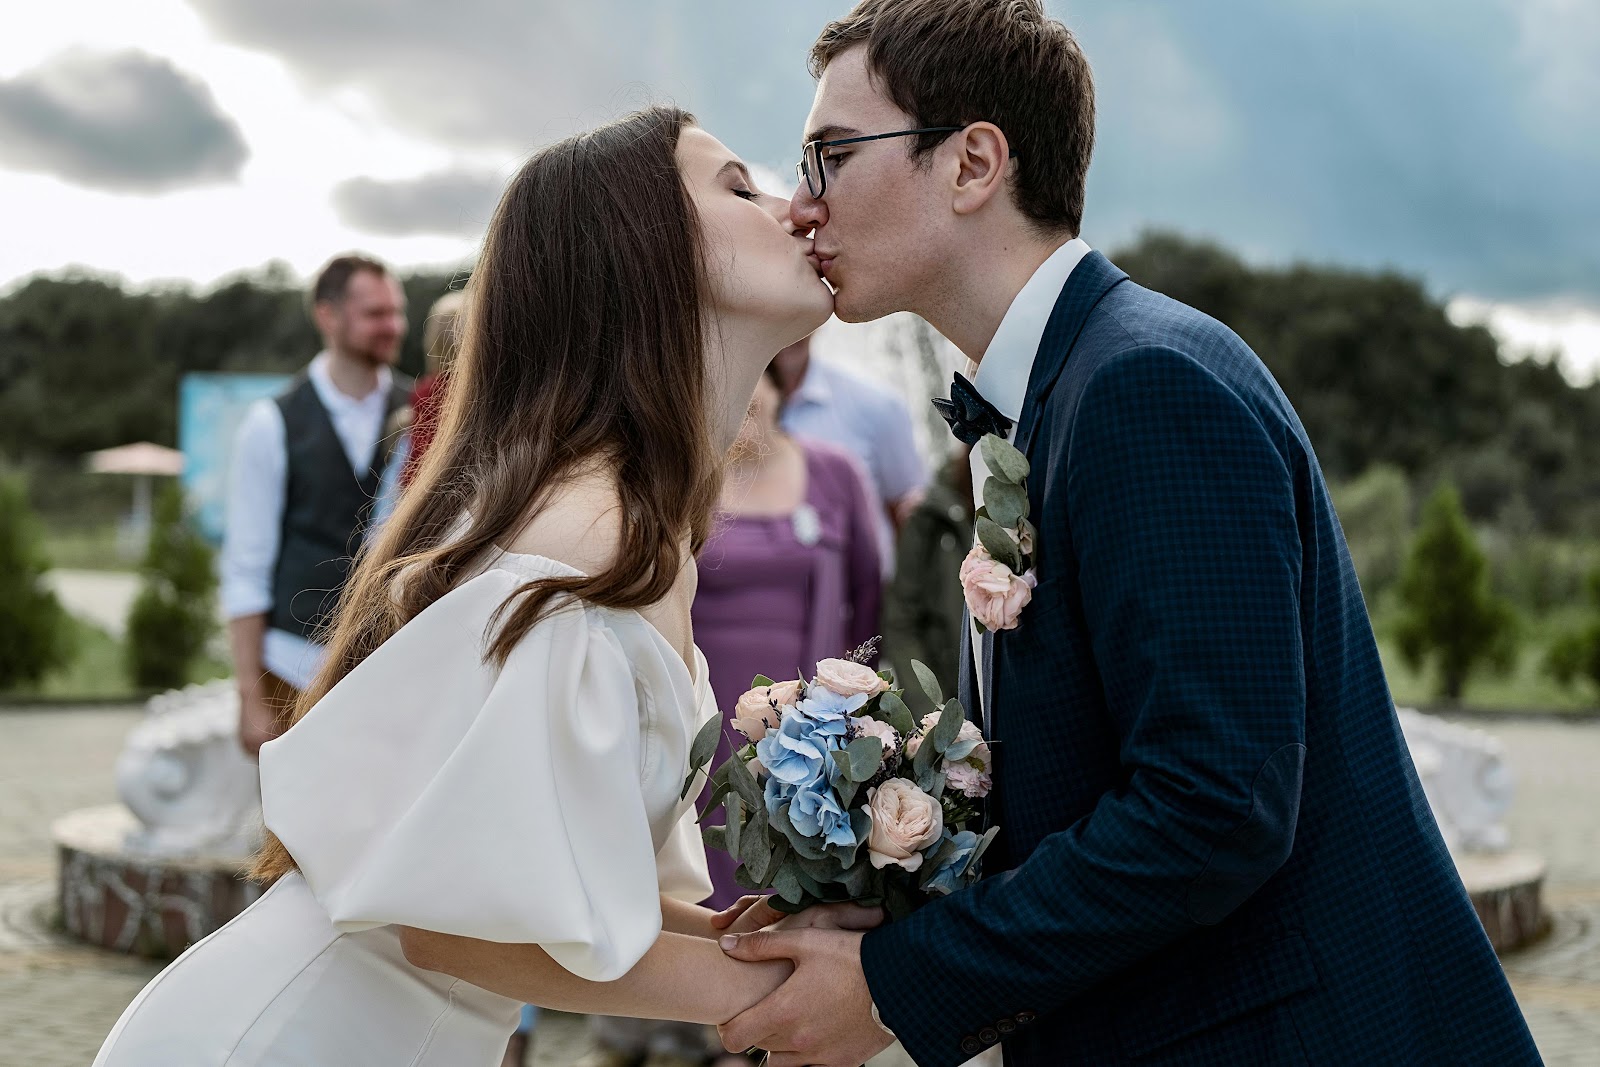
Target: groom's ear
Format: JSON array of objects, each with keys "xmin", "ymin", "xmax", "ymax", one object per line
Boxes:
[{"xmin": 950, "ymin": 122, "xmax": 1013, "ymax": 218}]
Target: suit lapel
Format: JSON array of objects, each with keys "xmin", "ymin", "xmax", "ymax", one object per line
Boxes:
[
  {"xmin": 958, "ymin": 611, "xmax": 980, "ymax": 728},
  {"xmin": 1012, "ymin": 251, "xmax": 1129, "ymax": 459}
]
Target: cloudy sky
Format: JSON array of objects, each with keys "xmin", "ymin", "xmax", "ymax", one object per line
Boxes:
[{"xmin": 2, "ymin": 0, "xmax": 1597, "ymax": 379}]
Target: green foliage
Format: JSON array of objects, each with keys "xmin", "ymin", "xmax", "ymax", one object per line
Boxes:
[
  {"xmin": 124, "ymin": 484, "xmax": 218, "ymax": 690},
  {"xmin": 1393, "ymin": 482, "xmax": 1519, "ymax": 703},
  {"xmin": 1113, "ymin": 232, "xmax": 1600, "ymax": 535},
  {"xmin": 1330, "ymin": 464, "xmax": 1412, "ymax": 605},
  {"xmin": 0, "ymin": 473, "xmax": 72, "ymax": 689},
  {"xmin": 1545, "ymin": 568, "xmax": 1600, "ymax": 703}
]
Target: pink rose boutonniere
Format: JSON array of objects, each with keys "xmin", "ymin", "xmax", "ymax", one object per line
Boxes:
[{"xmin": 962, "ymin": 434, "xmax": 1039, "ymax": 632}]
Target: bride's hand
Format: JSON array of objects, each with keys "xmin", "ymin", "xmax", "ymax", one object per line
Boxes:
[{"xmin": 710, "ymin": 895, "xmax": 885, "ymax": 936}]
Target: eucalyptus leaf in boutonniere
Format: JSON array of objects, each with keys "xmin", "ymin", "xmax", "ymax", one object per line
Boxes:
[{"xmin": 962, "ymin": 434, "xmax": 1038, "ymax": 634}]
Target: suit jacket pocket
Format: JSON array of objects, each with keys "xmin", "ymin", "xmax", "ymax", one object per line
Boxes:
[{"xmin": 1113, "ymin": 931, "xmax": 1318, "ymax": 1059}]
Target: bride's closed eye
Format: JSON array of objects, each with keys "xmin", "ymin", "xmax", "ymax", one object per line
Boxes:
[{"xmin": 733, "ymin": 187, "xmax": 760, "ymax": 201}]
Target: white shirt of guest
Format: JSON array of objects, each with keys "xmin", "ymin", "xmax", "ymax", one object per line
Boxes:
[
  {"xmin": 966, "ymin": 238, "xmax": 1093, "ymax": 700},
  {"xmin": 781, "ymin": 355, "xmax": 929, "ymax": 576},
  {"xmin": 219, "ymin": 353, "xmax": 394, "ymax": 690}
]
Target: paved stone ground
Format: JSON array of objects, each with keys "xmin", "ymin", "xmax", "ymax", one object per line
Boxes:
[{"xmin": 1, "ymin": 708, "xmax": 1595, "ymax": 1066}]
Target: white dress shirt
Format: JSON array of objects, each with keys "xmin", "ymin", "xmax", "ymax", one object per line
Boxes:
[
  {"xmin": 966, "ymin": 238, "xmax": 1093, "ymax": 702},
  {"xmin": 219, "ymin": 353, "xmax": 394, "ymax": 690}
]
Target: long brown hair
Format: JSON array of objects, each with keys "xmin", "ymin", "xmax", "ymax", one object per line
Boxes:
[{"xmin": 254, "ymin": 106, "xmax": 720, "ymax": 882}]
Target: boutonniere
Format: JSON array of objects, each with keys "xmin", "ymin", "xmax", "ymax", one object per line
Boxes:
[{"xmin": 961, "ymin": 434, "xmax": 1038, "ymax": 633}]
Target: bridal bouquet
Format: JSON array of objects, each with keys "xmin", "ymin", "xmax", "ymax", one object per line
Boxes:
[{"xmin": 682, "ymin": 645, "xmax": 998, "ymax": 918}]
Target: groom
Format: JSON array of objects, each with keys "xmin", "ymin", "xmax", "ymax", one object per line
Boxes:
[{"xmin": 717, "ymin": 2, "xmax": 1543, "ymax": 1065}]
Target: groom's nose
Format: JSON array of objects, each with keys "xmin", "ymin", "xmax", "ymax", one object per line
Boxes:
[{"xmin": 789, "ymin": 184, "xmax": 827, "ymax": 232}]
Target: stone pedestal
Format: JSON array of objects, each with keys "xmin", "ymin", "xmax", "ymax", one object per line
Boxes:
[
  {"xmin": 54, "ymin": 804, "xmax": 260, "ymax": 959},
  {"xmin": 1456, "ymin": 849, "xmax": 1548, "ymax": 954}
]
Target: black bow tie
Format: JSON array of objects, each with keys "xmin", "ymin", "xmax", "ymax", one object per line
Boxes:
[{"xmin": 932, "ymin": 372, "xmax": 1013, "ymax": 446}]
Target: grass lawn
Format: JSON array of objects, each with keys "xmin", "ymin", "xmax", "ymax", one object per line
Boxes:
[{"xmin": 2, "ymin": 614, "xmax": 230, "ymax": 703}]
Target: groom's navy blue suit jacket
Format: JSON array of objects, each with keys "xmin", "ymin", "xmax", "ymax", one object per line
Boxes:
[{"xmin": 860, "ymin": 252, "xmax": 1541, "ymax": 1066}]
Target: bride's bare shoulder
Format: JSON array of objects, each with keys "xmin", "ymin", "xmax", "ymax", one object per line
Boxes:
[{"xmin": 499, "ymin": 471, "xmax": 624, "ymax": 576}]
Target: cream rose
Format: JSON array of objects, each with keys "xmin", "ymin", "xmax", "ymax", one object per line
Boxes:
[
  {"xmin": 945, "ymin": 762, "xmax": 993, "ymax": 799},
  {"xmin": 959, "ymin": 546, "xmax": 1037, "ymax": 632},
  {"xmin": 814, "ymin": 658, "xmax": 890, "ymax": 698},
  {"xmin": 905, "ymin": 715, "xmax": 990, "ymax": 770},
  {"xmin": 731, "ymin": 681, "xmax": 801, "ymax": 741},
  {"xmin": 866, "ymin": 779, "xmax": 945, "ymax": 871}
]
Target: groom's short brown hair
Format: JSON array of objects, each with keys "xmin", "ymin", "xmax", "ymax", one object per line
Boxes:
[{"xmin": 810, "ymin": 0, "xmax": 1095, "ymax": 237}]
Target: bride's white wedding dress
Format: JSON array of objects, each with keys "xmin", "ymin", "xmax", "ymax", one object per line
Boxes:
[{"xmin": 94, "ymin": 550, "xmax": 714, "ymax": 1066}]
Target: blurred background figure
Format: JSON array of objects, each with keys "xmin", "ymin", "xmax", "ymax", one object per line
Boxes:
[
  {"xmin": 771, "ymin": 333, "xmax": 927, "ymax": 576},
  {"xmin": 221, "ymin": 254, "xmax": 412, "ymax": 757},
  {"xmin": 372, "ymin": 288, "xmax": 466, "ymax": 526},
  {"xmin": 882, "ymin": 444, "xmax": 975, "ymax": 713}
]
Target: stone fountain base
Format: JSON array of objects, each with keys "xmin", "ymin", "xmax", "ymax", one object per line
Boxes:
[
  {"xmin": 54, "ymin": 804, "xmax": 260, "ymax": 959},
  {"xmin": 1456, "ymin": 849, "xmax": 1548, "ymax": 954}
]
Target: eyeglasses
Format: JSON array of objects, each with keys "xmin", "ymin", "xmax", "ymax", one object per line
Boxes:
[{"xmin": 795, "ymin": 127, "xmax": 963, "ymax": 199}]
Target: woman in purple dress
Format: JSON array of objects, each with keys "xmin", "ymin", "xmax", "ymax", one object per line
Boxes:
[{"xmin": 694, "ymin": 363, "xmax": 883, "ymax": 911}]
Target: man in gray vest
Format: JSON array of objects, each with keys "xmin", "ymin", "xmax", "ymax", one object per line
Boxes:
[{"xmin": 221, "ymin": 254, "xmax": 413, "ymax": 757}]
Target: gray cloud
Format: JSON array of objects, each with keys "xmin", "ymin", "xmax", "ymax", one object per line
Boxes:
[
  {"xmin": 184, "ymin": 0, "xmax": 1600, "ymax": 304},
  {"xmin": 0, "ymin": 49, "xmax": 247, "ymax": 193},
  {"xmin": 333, "ymin": 169, "xmax": 506, "ymax": 237}
]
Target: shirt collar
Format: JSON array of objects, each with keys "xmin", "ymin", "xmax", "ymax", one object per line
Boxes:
[
  {"xmin": 790, "ymin": 355, "xmax": 835, "ymax": 407},
  {"xmin": 308, "ymin": 351, "xmax": 393, "ymax": 412},
  {"xmin": 971, "ymin": 237, "xmax": 1092, "ymax": 422}
]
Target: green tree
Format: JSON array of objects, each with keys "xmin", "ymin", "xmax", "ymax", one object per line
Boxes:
[
  {"xmin": 0, "ymin": 473, "xmax": 72, "ymax": 689},
  {"xmin": 125, "ymin": 484, "xmax": 219, "ymax": 690},
  {"xmin": 1546, "ymin": 567, "xmax": 1600, "ymax": 704},
  {"xmin": 1394, "ymin": 482, "xmax": 1519, "ymax": 704}
]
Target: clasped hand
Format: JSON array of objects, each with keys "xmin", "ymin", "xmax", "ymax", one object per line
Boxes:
[{"xmin": 707, "ymin": 897, "xmax": 897, "ymax": 1067}]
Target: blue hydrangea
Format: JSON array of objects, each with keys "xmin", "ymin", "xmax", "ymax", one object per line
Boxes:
[
  {"xmin": 794, "ymin": 684, "xmax": 869, "ymax": 725},
  {"xmin": 925, "ymin": 830, "xmax": 981, "ymax": 896},
  {"xmin": 786, "ymin": 773, "xmax": 858, "ymax": 849}
]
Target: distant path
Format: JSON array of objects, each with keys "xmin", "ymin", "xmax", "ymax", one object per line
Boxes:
[{"xmin": 43, "ymin": 570, "xmax": 140, "ymax": 639}]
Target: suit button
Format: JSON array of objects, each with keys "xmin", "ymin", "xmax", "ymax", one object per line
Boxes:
[
  {"xmin": 1016, "ymin": 1011, "xmax": 1037, "ymax": 1025},
  {"xmin": 979, "ymin": 1028, "xmax": 1000, "ymax": 1044},
  {"xmin": 961, "ymin": 1037, "xmax": 983, "ymax": 1056},
  {"xmin": 997, "ymin": 1020, "xmax": 1017, "ymax": 1034}
]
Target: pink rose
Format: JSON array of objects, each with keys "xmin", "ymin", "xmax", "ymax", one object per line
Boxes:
[
  {"xmin": 730, "ymin": 681, "xmax": 801, "ymax": 741},
  {"xmin": 945, "ymin": 761, "xmax": 993, "ymax": 799},
  {"xmin": 905, "ymin": 715, "xmax": 990, "ymax": 770},
  {"xmin": 814, "ymin": 658, "xmax": 890, "ymax": 698},
  {"xmin": 848, "ymin": 716, "xmax": 899, "ymax": 759},
  {"xmin": 959, "ymin": 546, "xmax": 1037, "ymax": 632},
  {"xmin": 866, "ymin": 779, "xmax": 945, "ymax": 871}
]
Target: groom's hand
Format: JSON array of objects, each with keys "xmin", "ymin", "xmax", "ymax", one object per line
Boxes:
[
  {"xmin": 711, "ymin": 896, "xmax": 885, "ymax": 936},
  {"xmin": 717, "ymin": 928, "xmax": 894, "ymax": 1067}
]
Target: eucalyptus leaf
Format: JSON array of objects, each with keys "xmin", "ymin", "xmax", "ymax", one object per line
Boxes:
[
  {"xmin": 794, "ymin": 865, "xmax": 829, "ymax": 899},
  {"xmin": 964, "ymin": 825, "xmax": 1002, "ymax": 878},
  {"xmin": 836, "ymin": 777, "xmax": 859, "ymax": 809},
  {"xmin": 701, "ymin": 825, "xmax": 727, "ymax": 854},
  {"xmin": 982, "ymin": 478, "xmax": 1028, "ymax": 530},
  {"xmin": 980, "ymin": 433, "xmax": 1030, "ymax": 485},
  {"xmin": 842, "ymin": 736, "xmax": 884, "ymax": 783},
  {"xmin": 876, "ymin": 670, "xmax": 895, "ymax": 684},
  {"xmin": 976, "ymin": 516, "xmax": 1022, "ymax": 572},
  {"xmin": 840, "ymin": 858, "xmax": 878, "ymax": 898},
  {"xmin": 929, "ymin": 697, "xmax": 966, "ymax": 756},
  {"xmin": 726, "ymin": 750, "xmax": 765, "ymax": 810},
  {"xmin": 679, "ymin": 714, "xmax": 723, "ymax": 799},
  {"xmin": 734, "ymin": 864, "xmax": 763, "ymax": 891},
  {"xmin": 771, "ymin": 864, "xmax": 806, "ymax": 904},
  {"xmin": 724, "ymin": 794, "xmax": 743, "ymax": 860},
  {"xmin": 929, "ymin": 770, "xmax": 947, "ymax": 799},
  {"xmin": 751, "ymin": 674, "xmax": 776, "ymax": 688},
  {"xmin": 909, "ymin": 660, "xmax": 944, "ymax": 710},
  {"xmin": 741, "ymin": 806, "xmax": 773, "ymax": 885},
  {"xmin": 918, "ymin": 836, "xmax": 962, "ymax": 889},
  {"xmin": 878, "ymin": 690, "xmax": 917, "ymax": 736},
  {"xmin": 696, "ymin": 779, "xmax": 732, "ymax": 823},
  {"xmin": 912, "ymin": 729, "xmax": 936, "ymax": 780},
  {"xmin": 773, "ymin": 803, "xmax": 831, "ymax": 860},
  {"xmin": 944, "ymin": 738, "xmax": 980, "ymax": 762}
]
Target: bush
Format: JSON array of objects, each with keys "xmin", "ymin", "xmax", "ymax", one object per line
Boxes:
[
  {"xmin": 125, "ymin": 484, "xmax": 218, "ymax": 690},
  {"xmin": 1330, "ymin": 464, "xmax": 1412, "ymax": 605},
  {"xmin": 0, "ymin": 473, "xmax": 73, "ymax": 689},
  {"xmin": 1546, "ymin": 568, "xmax": 1600, "ymax": 704},
  {"xmin": 1394, "ymin": 482, "xmax": 1519, "ymax": 704}
]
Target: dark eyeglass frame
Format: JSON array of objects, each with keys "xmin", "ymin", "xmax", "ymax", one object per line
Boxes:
[{"xmin": 795, "ymin": 126, "xmax": 964, "ymax": 199}]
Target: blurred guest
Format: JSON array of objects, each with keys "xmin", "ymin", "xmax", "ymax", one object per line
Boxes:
[
  {"xmin": 771, "ymin": 332, "xmax": 927, "ymax": 574},
  {"xmin": 695, "ymin": 364, "xmax": 883, "ymax": 908},
  {"xmin": 222, "ymin": 254, "xmax": 412, "ymax": 757},
  {"xmin": 882, "ymin": 445, "xmax": 974, "ymax": 713},
  {"xmin": 371, "ymin": 289, "xmax": 466, "ymax": 526}
]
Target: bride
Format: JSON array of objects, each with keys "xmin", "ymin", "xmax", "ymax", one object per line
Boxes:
[{"xmin": 95, "ymin": 106, "xmax": 845, "ymax": 1065}]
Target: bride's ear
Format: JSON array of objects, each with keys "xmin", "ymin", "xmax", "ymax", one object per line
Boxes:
[{"xmin": 950, "ymin": 122, "xmax": 1012, "ymax": 217}]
